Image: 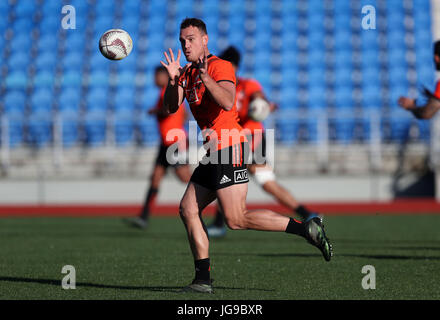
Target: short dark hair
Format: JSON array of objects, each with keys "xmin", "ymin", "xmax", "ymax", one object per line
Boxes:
[
  {"xmin": 180, "ymin": 17, "xmax": 207, "ymax": 35},
  {"xmin": 155, "ymin": 65, "xmax": 167, "ymax": 74},
  {"xmin": 219, "ymin": 46, "xmax": 241, "ymax": 67},
  {"xmin": 435, "ymin": 40, "xmax": 440, "ymax": 57}
]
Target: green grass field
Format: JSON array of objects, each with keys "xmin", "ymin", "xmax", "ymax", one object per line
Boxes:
[{"xmin": 1, "ymin": 215, "xmax": 440, "ymax": 300}]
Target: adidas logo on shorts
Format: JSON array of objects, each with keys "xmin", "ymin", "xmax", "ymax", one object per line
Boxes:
[{"xmin": 219, "ymin": 175, "xmax": 232, "ymax": 184}]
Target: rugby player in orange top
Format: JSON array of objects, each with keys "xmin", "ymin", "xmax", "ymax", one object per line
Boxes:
[
  {"xmin": 207, "ymin": 46, "xmax": 320, "ymax": 238},
  {"xmin": 160, "ymin": 18, "xmax": 332, "ymax": 293},
  {"xmin": 126, "ymin": 66, "xmax": 191, "ymax": 229},
  {"xmin": 398, "ymin": 41, "xmax": 440, "ymax": 119}
]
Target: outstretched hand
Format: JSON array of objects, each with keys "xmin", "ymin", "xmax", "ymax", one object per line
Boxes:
[
  {"xmin": 397, "ymin": 96, "xmax": 416, "ymax": 110},
  {"xmin": 160, "ymin": 48, "xmax": 188, "ymax": 83}
]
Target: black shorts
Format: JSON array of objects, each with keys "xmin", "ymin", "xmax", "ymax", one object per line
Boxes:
[
  {"xmin": 190, "ymin": 142, "xmax": 250, "ymax": 190},
  {"xmin": 155, "ymin": 143, "xmax": 186, "ymax": 168}
]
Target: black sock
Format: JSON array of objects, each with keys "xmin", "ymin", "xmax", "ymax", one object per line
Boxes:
[
  {"xmin": 295, "ymin": 205, "xmax": 312, "ymax": 220},
  {"xmin": 285, "ymin": 218, "xmax": 306, "ymax": 237},
  {"xmin": 194, "ymin": 258, "xmax": 211, "ymax": 281},
  {"xmin": 140, "ymin": 187, "xmax": 158, "ymax": 220},
  {"xmin": 212, "ymin": 209, "xmax": 225, "ymax": 227}
]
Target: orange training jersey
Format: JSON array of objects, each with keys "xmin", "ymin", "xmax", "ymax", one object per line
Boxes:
[
  {"xmin": 236, "ymin": 77, "xmax": 265, "ymax": 134},
  {"xmin": 434, "ymin": 81, "xmax": 440, "ymax": 99},
  {"xmin": 155, "ymin": 87, "xmax": 186, "ymax": 147},
  {"xmin": 178, "ymin": 55, "xmax": 245, "ymax": 151}
]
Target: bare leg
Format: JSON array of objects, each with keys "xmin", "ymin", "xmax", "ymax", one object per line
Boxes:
[
  {"xmin": 174, "ymin": 164, "xmax": 191, "ymax": 183},
  {"xmin": 179, "ymin": 182, "xmax": 217, "ymax": 260},
  {"xmin": 216, "ymin": 183, "xmax": 290, "ymax": 232}
]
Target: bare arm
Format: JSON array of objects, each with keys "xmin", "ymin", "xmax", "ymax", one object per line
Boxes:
[
  {"xmin": 197, "ymin": 51, "xmax": 235, "ymax": 111},
  {"xmin": 201, "ymin": 77, "xmax": 235, "ymax": 110},
  {"xmin": 160, "ymin": 49, "xmax": 186, "ymax": 114},
  {"xmin": 398, "ymin": 96, "xmax": 440, "ymax": 120}
]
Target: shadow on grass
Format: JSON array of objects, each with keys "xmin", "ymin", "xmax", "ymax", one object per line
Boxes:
[
  {"xmin": 258, "ymin": 253, "xmax": 440, "ymax": 261},
  {"xmin": 0, "ymin": 276, "xmax": 274, "ymax": 293}
]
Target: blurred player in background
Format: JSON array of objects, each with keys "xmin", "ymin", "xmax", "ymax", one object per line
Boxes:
[
  {"xmin": 126, "ymin": 66, "xmax": 191, "ymax": 229},
  {"xmin": 398, "ymin": 40, "xmax": 440, "ymax": 119},
  {"xmin": 206, "ymin": 46, "xmax": 319, "ymax": 238},
  {"xmin": 161, "ymin": 18, "xmax": 332, "ymax": 293}
]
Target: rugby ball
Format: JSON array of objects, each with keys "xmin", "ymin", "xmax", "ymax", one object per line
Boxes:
[
  {"xmin": 99, "ymin": 29, "xmax": 133, "ymax": 60},
  {"xmin": 248, "ymin": 97, "xmax": 270, "ymax": 122}
]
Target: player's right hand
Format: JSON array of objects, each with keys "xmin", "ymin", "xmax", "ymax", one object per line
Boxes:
[
  {"xmin": 397, "ymin": 96, "xmax": 416, "ymax": 110},
  {"xmin": 161, "ymin": 48, "xmax": 189, "ymax": 83}
]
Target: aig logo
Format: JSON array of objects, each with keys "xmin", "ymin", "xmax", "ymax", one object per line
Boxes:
[{"xmin": 234, "ymin": 169, "xmax": 249, "ymax": 183}]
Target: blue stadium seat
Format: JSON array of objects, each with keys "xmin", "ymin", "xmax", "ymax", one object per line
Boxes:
[
  {"xmin": 86, "ymin": 88, "xmax": 109, "ymax": 110},
  {"xmin": 308, "ymin": 84, "xmax": 326, "ymax": 109},
  {"xmin": 114, "ymin": 87, "xmax": 136, "ymax": 111},
  {"xmin": 388, "ymin": 67, "xmax": 408, "ymax": 87},
  {"xmin": 4, "ymin": 91, "xmax": 26, "ymax": 114},
  {"xmin": 42, "ymin": 0, "xmax": 62, "ymax": 12},
  {"xmin": 84, "ymin": 109, "xmax": 107, "ymax": 147},
  {"xmin": 7, "ymin": 52, "xmax": 30, "ymax": 72},
  {"xmin": 27, "ymin": 110, "xmax": 53, "ymax": 147},
  {"xmin": 333, "ymin": 68, "xmax": 353, "ymax": 87},
  {"xmin": 33, "ymin": 71, "xmax": 56, "ymax": 89},
  {"xmin": 59, "ymin": 87, "xmax": 81, "ymax": 111},
  {"xmin": 31, "ymin": 89, "xmax": 53, "ymax": 112},
  {"xmin": 416, "ymin": 66, "xmax": 435, "ymax": 88},
  {"xmin": 334, "ymin": 86, "xmax": 354, "ymax": 108},
  {"xmin": 61, "ymin": 70, "xmax": 83, "ymax": 87},
  {"xmin": 59, "ymin": 109, "xmax": 79, "ymax": 147},
  {"xmin": 94, "ymin": 17, "xmax": 114, "ymax": 34},
  {"xmin": 275, "ymin": 117, "xmax": 298, "ymax": 145},
  {"xmin": 62, "ymin": 52, "xmax": 84, "ymax": 71},
  {"xmin": 88, "ymin": 70, "xmax": 110, "ymax": 88},
  {"xmin": 36, "ymin": 51, "xmax": 58, "ymax": 72},
  {"xmin": 13, "ymin": 18, "xmax": 34, "ymax": 34},
  {"xmin": 15, "ymin": 1, "xmax": 36, "ymax": 17},
  {"xmin": 140, "ymin": 87, "xmax": 160, "ymax": 111},
  {"xmin": 137, "ymin": 113, "xmax": 159, "ymax": 146},
  {"xmin": 5, "ymin": 71, "xmax": 28, "ymax": 89},
  {"xmin": 40, "ymin": 15, "xmax": 60, "ymax": 33},
  {"xmin": 38, "ymin": 34, "xmax": 58, "ymax": 55},
  {"xmin": 114, "ymin": 109, "xmax": 134, "ymax": 146},
  {"xmin": 10, "ymin": 33, "xmax": 32, "ymax": 53},
  {"xmin": 362, "ymin": 84, "xmax": 382, "ymax": 109},
  {"xmin": 95, "ymin": 1, "xmax": 115, "ymax": 16},
  {"xmin": 383, "ymin": 110, "xmax": 412, "ymax": 142},
  {"xmin": 116, "ymin": 69, "xmax": 137, "ymax": 88}
]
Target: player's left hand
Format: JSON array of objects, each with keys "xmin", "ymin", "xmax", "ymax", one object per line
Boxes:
[
  {"xmin": 398, "ymin": 96, "xmax": 416, "ymax": 110},
  {"xmin": 269, "ymin": 102, "xmax": 279, "ymax": 112},
  {"xmin": 196, "ymin": 47, "xmax": 208, "ymax": 78}
]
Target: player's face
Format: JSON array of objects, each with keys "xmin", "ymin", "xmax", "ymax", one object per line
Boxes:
[
  {"xmin": 155, "ymin": 71, "xmax": 169, "ymax": 87},
  {"xmin": 435, "ymin": 54, "xmax": 440, "ymax": 71},
  {"xmin": 179, "ymin": 26, "xmax": 208, "ymax": 62}
]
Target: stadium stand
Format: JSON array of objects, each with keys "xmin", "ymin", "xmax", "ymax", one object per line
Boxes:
[{"xmin": 0, "ymin": 0, "xmax": 435, "ymax": 150}]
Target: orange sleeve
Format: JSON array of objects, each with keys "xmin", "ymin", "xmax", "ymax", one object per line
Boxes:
[
  {"xmin": 245, "ymin": 79, "xmax": 264, "ymax": 97},
  {"xmin": 210, "ymin": 60, "xmax": 236, "ymax": 85},
  {"xmin": 434, "ymin": 81, "xmax": 440, "ymax": 99}
]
